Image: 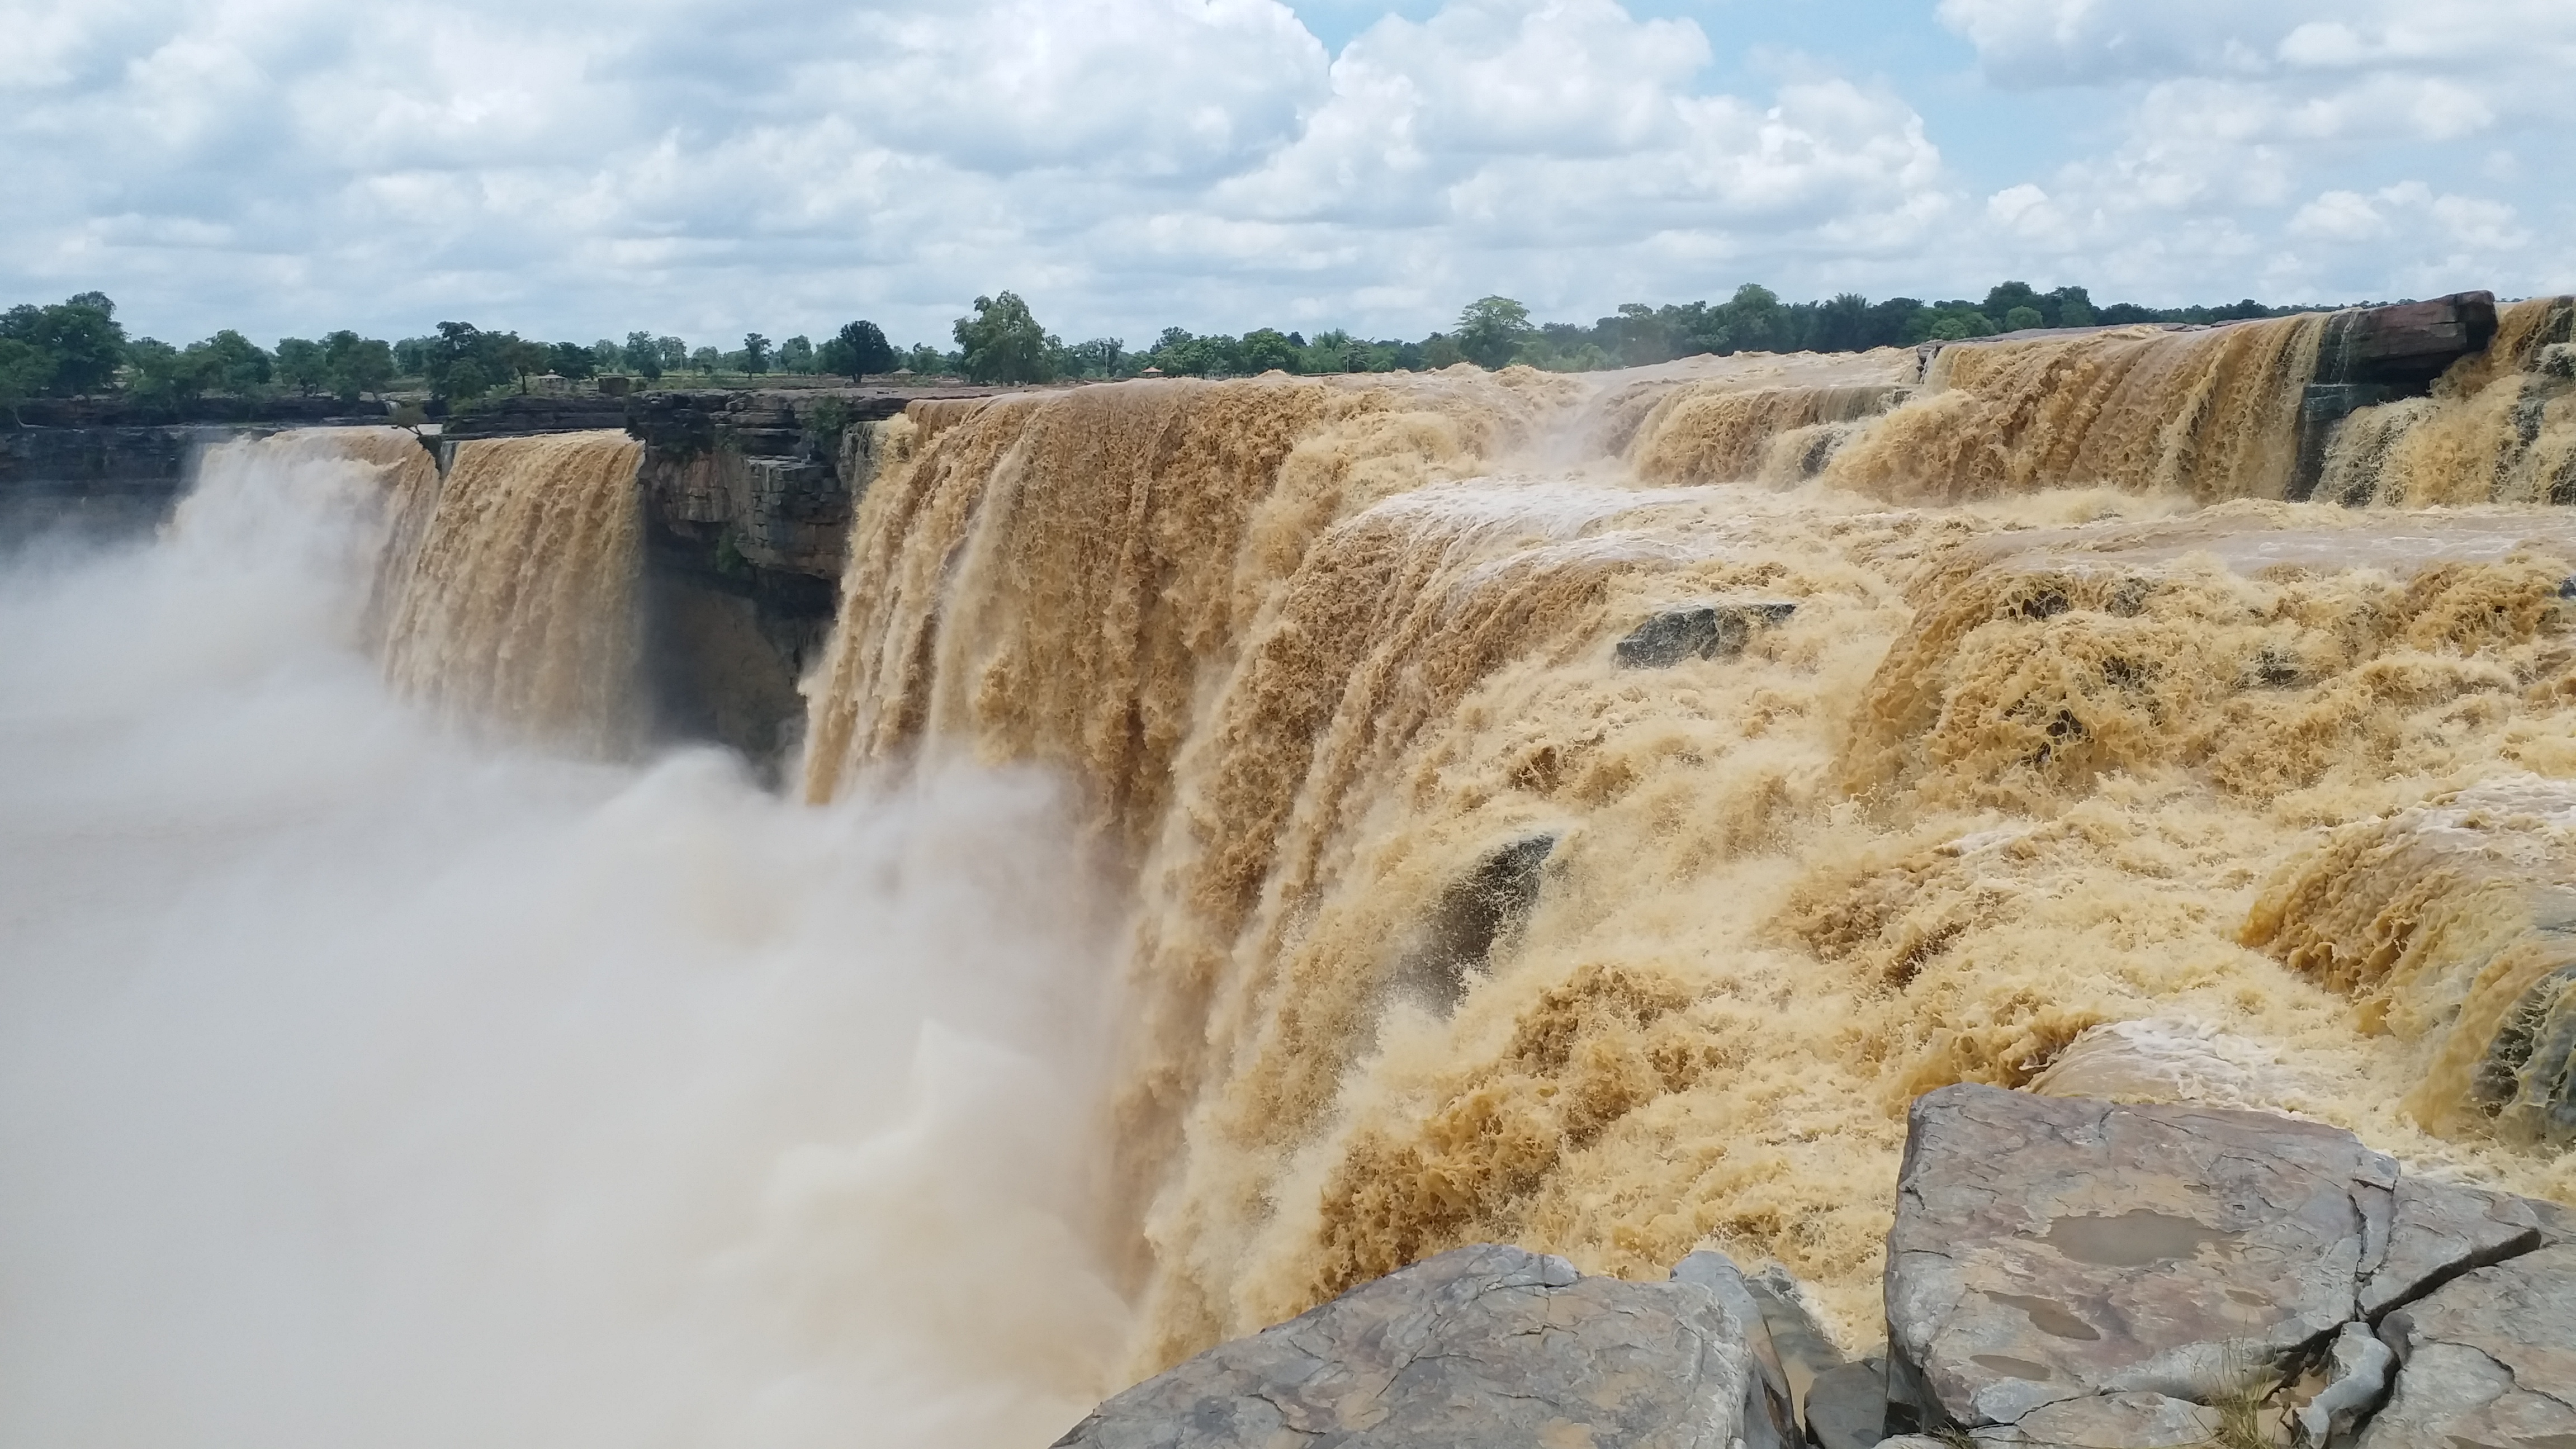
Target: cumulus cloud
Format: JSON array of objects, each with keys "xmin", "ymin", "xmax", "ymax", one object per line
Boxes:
[
  {"xmin": 0, "ymin": 0, "xmax": 1961, "ymax": 343},
  {"xmin": 1939, "ymin": 0, "xmax": 2576, "ymax": 300},
  {"xmin": 0, "ymin": 0, "xmax": 2565, "ymax": 345}
]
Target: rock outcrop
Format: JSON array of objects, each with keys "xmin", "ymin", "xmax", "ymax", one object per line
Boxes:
[
  {"xmin": 1885, "ymin": 1084, "xmax": 2550, "ymax": 1442},
  {"xmin": 1052, "ymin": 1243, "xmax": 1799, "ymax": 1449},
  {"xmin": 1614, "ymin": 600, "xmax": 1797, "ymax": 668},
  {"xmin": 2364, "ymin": 1244, "xmax": 2576, "ymax": 1447}
]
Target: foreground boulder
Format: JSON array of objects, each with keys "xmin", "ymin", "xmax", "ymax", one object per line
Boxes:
[
  {"xmin": 1886, "ymin": 1084, "xmax": 2546, "ymax": 1437},
  {"xmin": 2363, "ymin": 1243, "xmax": 2576, "ymax": 1448},
  {"xmin": 1053, "ymin": 1243, "xmax": 1798, "ymax": 1448}
]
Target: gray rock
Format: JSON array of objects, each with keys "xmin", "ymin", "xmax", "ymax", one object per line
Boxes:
[
  {"xmin": 2298, "ymin": 1322, "xmax": 2394, "ymax": 1449},
  {"xmin": 2360, "ymin": 1177, "xmax": 2542, "ymax": 1318},
  {"xmin": 1806, "ymin": 1359, "xmax": 1888, "ymax": 1449},
  {"xmin": 1054, "ymin": 1242, "xmax": 1801, "ymax": 1449},
  {"xmin": 1969, "ymin": 1391, "xmax": 2219, "ymax": 1448},
  {"xmin": 1614, "ymin": 600, "xmax": 1796, "ymax": 668},
  {"xmin": 1884, "ymin": 1085, "xmax": 2542, "ymax": 1434},
  {"xmin": 2359, "ymin": 1243, "xmax": 2576, "ymax": 1449}
]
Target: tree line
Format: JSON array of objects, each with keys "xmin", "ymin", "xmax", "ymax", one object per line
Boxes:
[
  {"xmin": 1, "ymin": 281, "xmax": 2332, "ymax": 419},
  {"xmin": 941, "ymin": 283, "xmax": 2318, "ymax": 384}
]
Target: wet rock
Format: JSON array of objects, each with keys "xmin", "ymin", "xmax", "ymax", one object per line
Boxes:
[
  {"xmin": 2298, "ymin": 1322, "xmax": 2394, "ymax": 1449},
  {"xmin": 1802, "ymin": 1358, "xmax": 1887, "ymax": 1449},
  {"xmin": 1746, "ymin": 1263, "xmax": 1845, "ymax": 1425},
  {"xmin": 2361, "ymin": 1244, "xmax": 2576, "ymax": 1449},
  {"xmin": 1052, "ymin": 1242, "xmax": 1800, "ymax": 1449},
  {"xmin": 1396, "ymin": 835, "xmax": 1555, "ymax": 1010},
  {"xmin": 1884, "ymin": 1085, "xmax": 2541, "ymax": 1434},
  {"xmin": 1614, "ymin": 600, "xmax": 1796, "ymax": 668}
]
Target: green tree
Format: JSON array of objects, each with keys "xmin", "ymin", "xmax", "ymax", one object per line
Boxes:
[
  {"xmin": 275, "ymin": 337, "xmax": 328, "ymax": 395},
  {"xmin": 321, "ymin": 331, "xmax": 394, "ymax": 402},
  {"xmin": 900, "ymin": 343, "xmax": 948, "ymax": 375},
  {"xmin": 0, "ymin": 338, "xmax": 50, "ymax": 423},
  {"xmin": 1722, "ymin": 283, "xmax": 1785, "ymax": 354},
  {"xmin": 741, "ymin": 333, "xmax": 771, "ymax": 376},
  {"xmin": 821, "ymin": 320, "xmax": 894, "ymax": 380},
  {"xmin": 545, "ymin": 340, "xmax": 598, "ymax": 380},
  {"xmin": 659, "ymin": 337, "xmax": 688, "ymax": 375},
  {"xmin": 2, "ymin": 293, "xmax": 126, "ymax": 396},
  {"xmin": 2002, "ymin": 306, "xmax": 2046, "ymax": 333},
  {"xmin": 1453, "ymin": 296, "xmax": 1532, "ymax": 368},
  {"xmin": 953, "ymin": 292, "xmax": 1057, "ymax": 384},
  {"xmin": 690, "ymin": 345, "xmax": 721, "ymax": 376},
  {"xmin": 778, "ymin": 335, "xmax": 815, "ymax": 373},
  {"xmin": 122, "ymin": 338, "xmax": 209, "ymax": 406},
  {"xmin": 1237, "ymin": 328, "xmax": 1303, "ymax": 374},
  {"xmin": 500, "ymin": 337, "xmax": 547, "ymax": 392},
  {"xmin": 621, "ymin": 331, "xmax": 664, "ymax": 381},
  {"xmin": 191, "ymin": 330, "xmax": 273, "ymax": 395},
  {"xmin": 1062, "ymin": 337, "xmax": 1126, "ymax": 378}
]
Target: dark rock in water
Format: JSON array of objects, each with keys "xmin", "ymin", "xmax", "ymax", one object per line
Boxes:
[
  {"xmin": 1884, "ymin": 1085, "xmax": 2543, "ymax": 1434},
  {"xmin": 2363, "ymin": 1244, "xmax": 2576, "ymax": 1449},
  {"xmin": 1052, "ymin": 1242, "xmax": 1800, "ymax": 1449},
  {"xmin": 2317, "ymin": 291, "xmax": 2501, "ymax": 392},
  {"xmin": 1616, "ymin": 600, "xmax": 1796, "ymax": 669},
  {"xmin": 1395, "ymin": 835, "xmax": 1555, "ymax": 1011},
  {"xmin": 2476, "ymin": 963, "xmax": 2576, "ymax": 1144},
  {"xmin": 2290, "ymin": 291, "xmax": 2501, "ymax": 501}
]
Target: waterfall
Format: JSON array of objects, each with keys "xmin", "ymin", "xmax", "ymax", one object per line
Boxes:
[
  {"xmin": 795, "ymin": 324, "xmax": 2576, "ymax": 1376},
  {"xmin": 381, "ymin": 430, "xmax": 646, "ymax": 750}
]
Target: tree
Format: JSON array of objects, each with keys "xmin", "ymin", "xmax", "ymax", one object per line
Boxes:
[
  {"xmin": 659, "ymin": 337, "xmax": 688, "ymax": 375},
  {"xmin": 500, "ymin": 337, "xmax": 547, "ymax": 392},
  {"xmin": 275, "ymin": 337, "xmax": 328, "ymax": 395},
  {"xmin": 122, "ymin": 338, "xmax": 209, "ymax": 406},
  {"xmin": 1063, "ymin": 337, "xmax": 1126, "ymax": 378},
  {"xmin": 778, "ymin": 334, "xmax": 815, "ymax": 373},
  {"xmin": 953, "ymin": 292, "xmax": 1056, "ymax": 384},
  {"xmin": 1238, "ymin": 328, "xmax": 1302, "ymax": 374},
  {"xmin": 624, "ymin": 331, "xmax": 664, "ymax": 381},
  {"xmin": 191, "ymin": 330, "xmax": 273, "ymax": 395},
  {"xmin": 741, "ymin": 333, "xmax": 771, "ymax": 376},
  {"xmin": 321, "ymin": 331, "xmax": 394, "ymax": 402},
  {"xmin": 592, "ymin": 340, "xmax": 621, "ymax": 373},
  {"xmin": 545, "ymin": 340, "xmax": 598, "ymax": 380},
  {"xmin": 1, "ymin": 293, "xmax": 126, "ymax": 396},
  {"xmin": 1454, "ymin": 296, "xmax": 1533, "ymax": 368},
  {"xmin": 901, "ymin": 343, "xmax": 948, "ymax": 376},
  {"xmin": 0, "ymin": 338, "xmax": 50, "ymax": 423},
  {"xmin": 690, "ymin": 345, "xmax": 721, "ymax": 376},
  {"xmin": 820, "ymin": 320, "xmax": 894, "ymax": 380},
  {"xmin": 2002, "ymin": 306, "xmax": 2046, "ymax": 333}
]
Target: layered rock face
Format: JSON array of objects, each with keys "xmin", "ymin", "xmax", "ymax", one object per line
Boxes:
[{"xmin": 429, "ymin": 386, "xmax": 990, "ymax": 764}]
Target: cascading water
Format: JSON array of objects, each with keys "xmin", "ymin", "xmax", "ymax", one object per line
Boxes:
[
  {"xmin": 18, "ymin": 293, "xmax": 2576, "ymax": 1443},
  {"xmin": 381, "ymin": 429, "xmax": 648, "ymax": 750},
  {"xmin": 799, "ymin": 307, "xmax": 2576, "ymax": 1376}
]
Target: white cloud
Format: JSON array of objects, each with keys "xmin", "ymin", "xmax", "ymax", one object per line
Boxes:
[
  {"xmin": 0, "ymin": 0, "xmax": 2567, "ymax": 345},
  {"xmin": 1935, "ymin": 0, "xmax": 2576, "ymax": 300}
]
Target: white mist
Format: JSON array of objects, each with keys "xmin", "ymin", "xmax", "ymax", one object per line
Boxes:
[{"xmin": 0, "ymin": 443, "xmax": 1128, "ymax": 1448}]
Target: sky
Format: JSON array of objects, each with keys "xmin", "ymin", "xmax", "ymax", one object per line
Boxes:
[{"xmin": 3, "ymin": 0, "xmax": 2570, "ymax": 352}]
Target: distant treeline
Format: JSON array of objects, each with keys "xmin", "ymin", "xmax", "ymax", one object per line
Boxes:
[{"xmin": 0, "ymin": 282, "xmax": 2330, "ymax": 415}]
